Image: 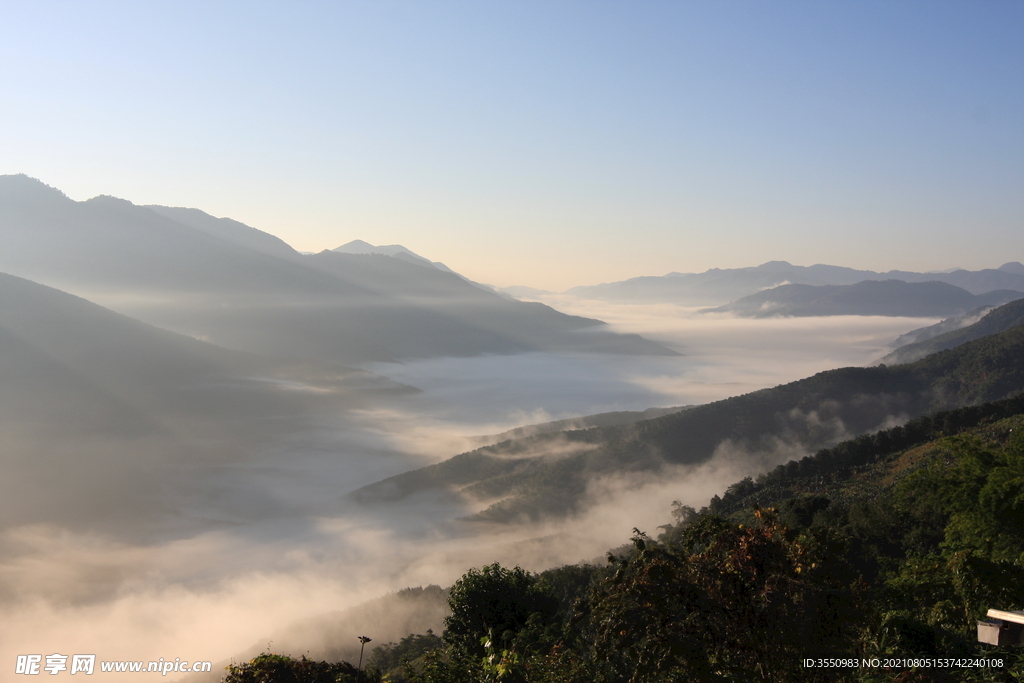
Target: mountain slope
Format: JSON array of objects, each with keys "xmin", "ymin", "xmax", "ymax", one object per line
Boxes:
[
  {"xmin": 882, "ymin": 305, "xmax": 995, "ymax": 349},
  {"xmin": 351, "ymin": 324, "xmax": 1024, "ymax": 523},
  {"xmin": 703, "ymin": 392, "xmax": 1024, "ymax": 518},
  {"xmin": 704, "ymin": 280, "xmax": 1022, "ymax": 318},
  {"xmin": 0, "ymin": 270, "xmax": 404, "ymax": 533},
  {"xmin": 0, "ymin": 175, "xmax": 675, "ymax": 363},
  {"xmin": 879, "ymin": 298, "xmax": 1024, "ymax": 365},
  {"xmin": 145, "ymin": 205, "xmax": 302, "ymax": 260}
]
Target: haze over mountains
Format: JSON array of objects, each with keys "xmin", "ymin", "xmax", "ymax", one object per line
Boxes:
[
  {"xmin": 0, "ymin": 269, "xmax": 412, "ymax": 537},
  {"xmin": 564, "ymin": 259, "xmax": 1024, "ymax": 307},
  {"xmin": 0, "ymin": 175, "xmax": 673, "ymax": 364},
  {"xmin": 333, "ymin": 239, "xmax": 459, "ymax": 274},
  {"xmin": 353, "ymin": 297, "xmax": 1024, "ymax": 526},
  {"xmin": 878, "ymin": 297, "xmax": 1024, "ymax": 365},
  {"xmin": 705, "ymin": 280, "xmax": 1023, "ymax": 318},
  {"xmin": 3, "ymin": 173, "xmax": 1023, "ymax": 679}
]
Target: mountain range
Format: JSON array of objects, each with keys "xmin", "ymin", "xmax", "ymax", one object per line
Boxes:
[
  {"xmin": 351, "ymin": 301, "xmax": 1024, "ymax": 524},
  {"xmin": 565, "ymin": 260, "xmax": 1024, "ymax": 306},
  {"xmin": 703, "ymin": 280, "xmax": 1023, "ymax": 318},
  {"xmin": 0, "ymin": 175, "xmax": 674, "ymax": 364}
]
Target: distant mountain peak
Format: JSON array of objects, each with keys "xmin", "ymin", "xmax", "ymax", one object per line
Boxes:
[
  {"xmin": 332, "ymin": 240, "xmax": 456, "ymax": 274},
  {"xmin": 85, "ymin": 194, "xmax": 135, "ymax": 207},
  {"xmin": 337, "ymin": 239, "xmax": 375, "ymax": 250},
  {"xmin": 0, "ymin": 173, "xmax": 71, "ymax": 202},
  {"xmin": 999, "ymin": 262, "xmax": 1024, "ymax": 275},
  {"xmin": 333, "ymin": 239, "xmax": 411, "ymax": 256}
]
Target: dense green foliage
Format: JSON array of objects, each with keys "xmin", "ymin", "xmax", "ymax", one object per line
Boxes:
[
  {"xmin": 708, "ymin": 392, "xmax": 1024, "ymax": 516},
  {"xmin": 443, "ymin": 563, "xmax": 557, "ymax": 658},
  {"xmin": 357, "ymin": 399, "xmax": 1024, "ymax": 683},
  {"xmin": 221, "ymin": 401, "xmax": 1024, "ymax": 681},
  {"xmin": 228, "ymin": 326, "xmax": 1024, "ymax": 682},
  {"xmin": 223, "ymin": 653, "xmax": 373, "ymax": 683},
  {"xmin": 366, "ymin": 631, "xmax": 444, "ymax": 679}
]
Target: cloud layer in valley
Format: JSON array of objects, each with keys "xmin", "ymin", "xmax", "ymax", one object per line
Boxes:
[{"xmin": 0, "ymin": 301, "xmax": 934, "ymax": 679}]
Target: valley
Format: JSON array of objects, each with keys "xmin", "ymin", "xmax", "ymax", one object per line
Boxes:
[{"xmin": 1, "ymin": 177, "xmax": 1022, "ymax": 681}]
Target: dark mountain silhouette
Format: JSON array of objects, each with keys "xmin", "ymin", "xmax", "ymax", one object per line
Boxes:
[
  {"xmin": 704, "ymin": 280, "xmax": 1023, "ymax": 318},
  {"xmin": 351, "ymin": 323, "xmax": 1024, "ymax": 524},
  {"xmin": 565, "ymin": 260, "xmax": 1024, "ymax": 306},
  {"xmin": 0, "ymin": 175, "xmax": 675, "ymax": 363}
]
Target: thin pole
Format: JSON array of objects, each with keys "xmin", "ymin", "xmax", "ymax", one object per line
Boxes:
[{"xmin": 355, "ymin": 636, "xmax": 371, "ymax": 683}]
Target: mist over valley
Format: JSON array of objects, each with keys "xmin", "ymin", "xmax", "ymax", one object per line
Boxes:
[{"xmin": 3, "ymin": 173, "xmax": 1023, "ymax": 680}]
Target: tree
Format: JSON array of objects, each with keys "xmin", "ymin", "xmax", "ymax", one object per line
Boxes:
[
  {"xmin": 591, "ymin": 512, "xmax": 859, "ymax": 682},
  {"xmin": 222, "ymin": 653, "xmax": 370, "ymax": 683},
  {"xmin": 444, "ymin": 563, "xmax": 555, "ymax": 659}
]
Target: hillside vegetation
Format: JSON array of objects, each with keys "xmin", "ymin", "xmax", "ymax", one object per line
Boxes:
[
  {"xmin": 234, "ymin": 393, "xmax": 1024, "ymax": 682},
  {"xmin": 881, "ymin": 298, "xmax": 1024, "ymax": 365},
  {"xmin": 352, "ymin": 323, "xmax": 1024, "ymax": 525}
]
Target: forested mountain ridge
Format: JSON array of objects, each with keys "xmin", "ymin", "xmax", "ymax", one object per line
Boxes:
[
  {"xmin": 704, "ymin": 391, "xmax": 1024, "ymax": 517},
  {"xmin": 236, "ymin": 395, "xmax": 1024, "ymax": 683},
  {"xmin": 351, "ymin": 323, "xmax": 1024, "ymax": 523},
  {"xmin": 880, "ymin": 297, "xmax": 1024, "ymax": 365},
  {"xmin": 883, "ymin": 305, "xmax": 996, "ymax": 349}
]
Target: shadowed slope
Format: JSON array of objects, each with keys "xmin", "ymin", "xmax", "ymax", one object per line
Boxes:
[
  {"xmin": 704, "ymin": 280, "xmax": 1022, "ymax": 318},
  {"xmin": 0, "ymin": 175, "xmax": 675, "ymax": 363},
  {"xmin": 880, "ymin": 298, "xmax": 1024, "ymax": 365},
  {"xmin": 0, "ymin": 271, "xmax": 405, "ymax": 534},
  {"xmin": 351, "ymin": 324, "xmax": 1024, "ymax": 523}
]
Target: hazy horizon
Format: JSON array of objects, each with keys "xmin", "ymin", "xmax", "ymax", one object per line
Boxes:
[
  {"xmin": 0, "ymin": 178, "xmax": 1014, "ymax": 677},
  {"xmin": 2, "ymin": 2, "xmax": 1023, "ymax": 679},
  {"xmin": 5, "ymin": 172, "xmax": 1024, "ymax": 298},
  {"xmin": 3, "ymin": 2, "xmax": 1022, "ymax": 290}
]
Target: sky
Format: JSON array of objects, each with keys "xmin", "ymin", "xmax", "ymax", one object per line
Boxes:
[{"xmin": 2, "ymin": 1, "xmax": 1022, "ymax": 291}]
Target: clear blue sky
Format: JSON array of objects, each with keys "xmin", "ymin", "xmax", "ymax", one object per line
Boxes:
[{"xmin": 2, "ymin": 1, "xmax": 1021, "ymax": 290}]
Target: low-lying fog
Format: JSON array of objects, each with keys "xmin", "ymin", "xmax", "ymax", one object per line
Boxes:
[{"xmin": 0, "ymin": 300, "xmax": 933, "ymax": 680}]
